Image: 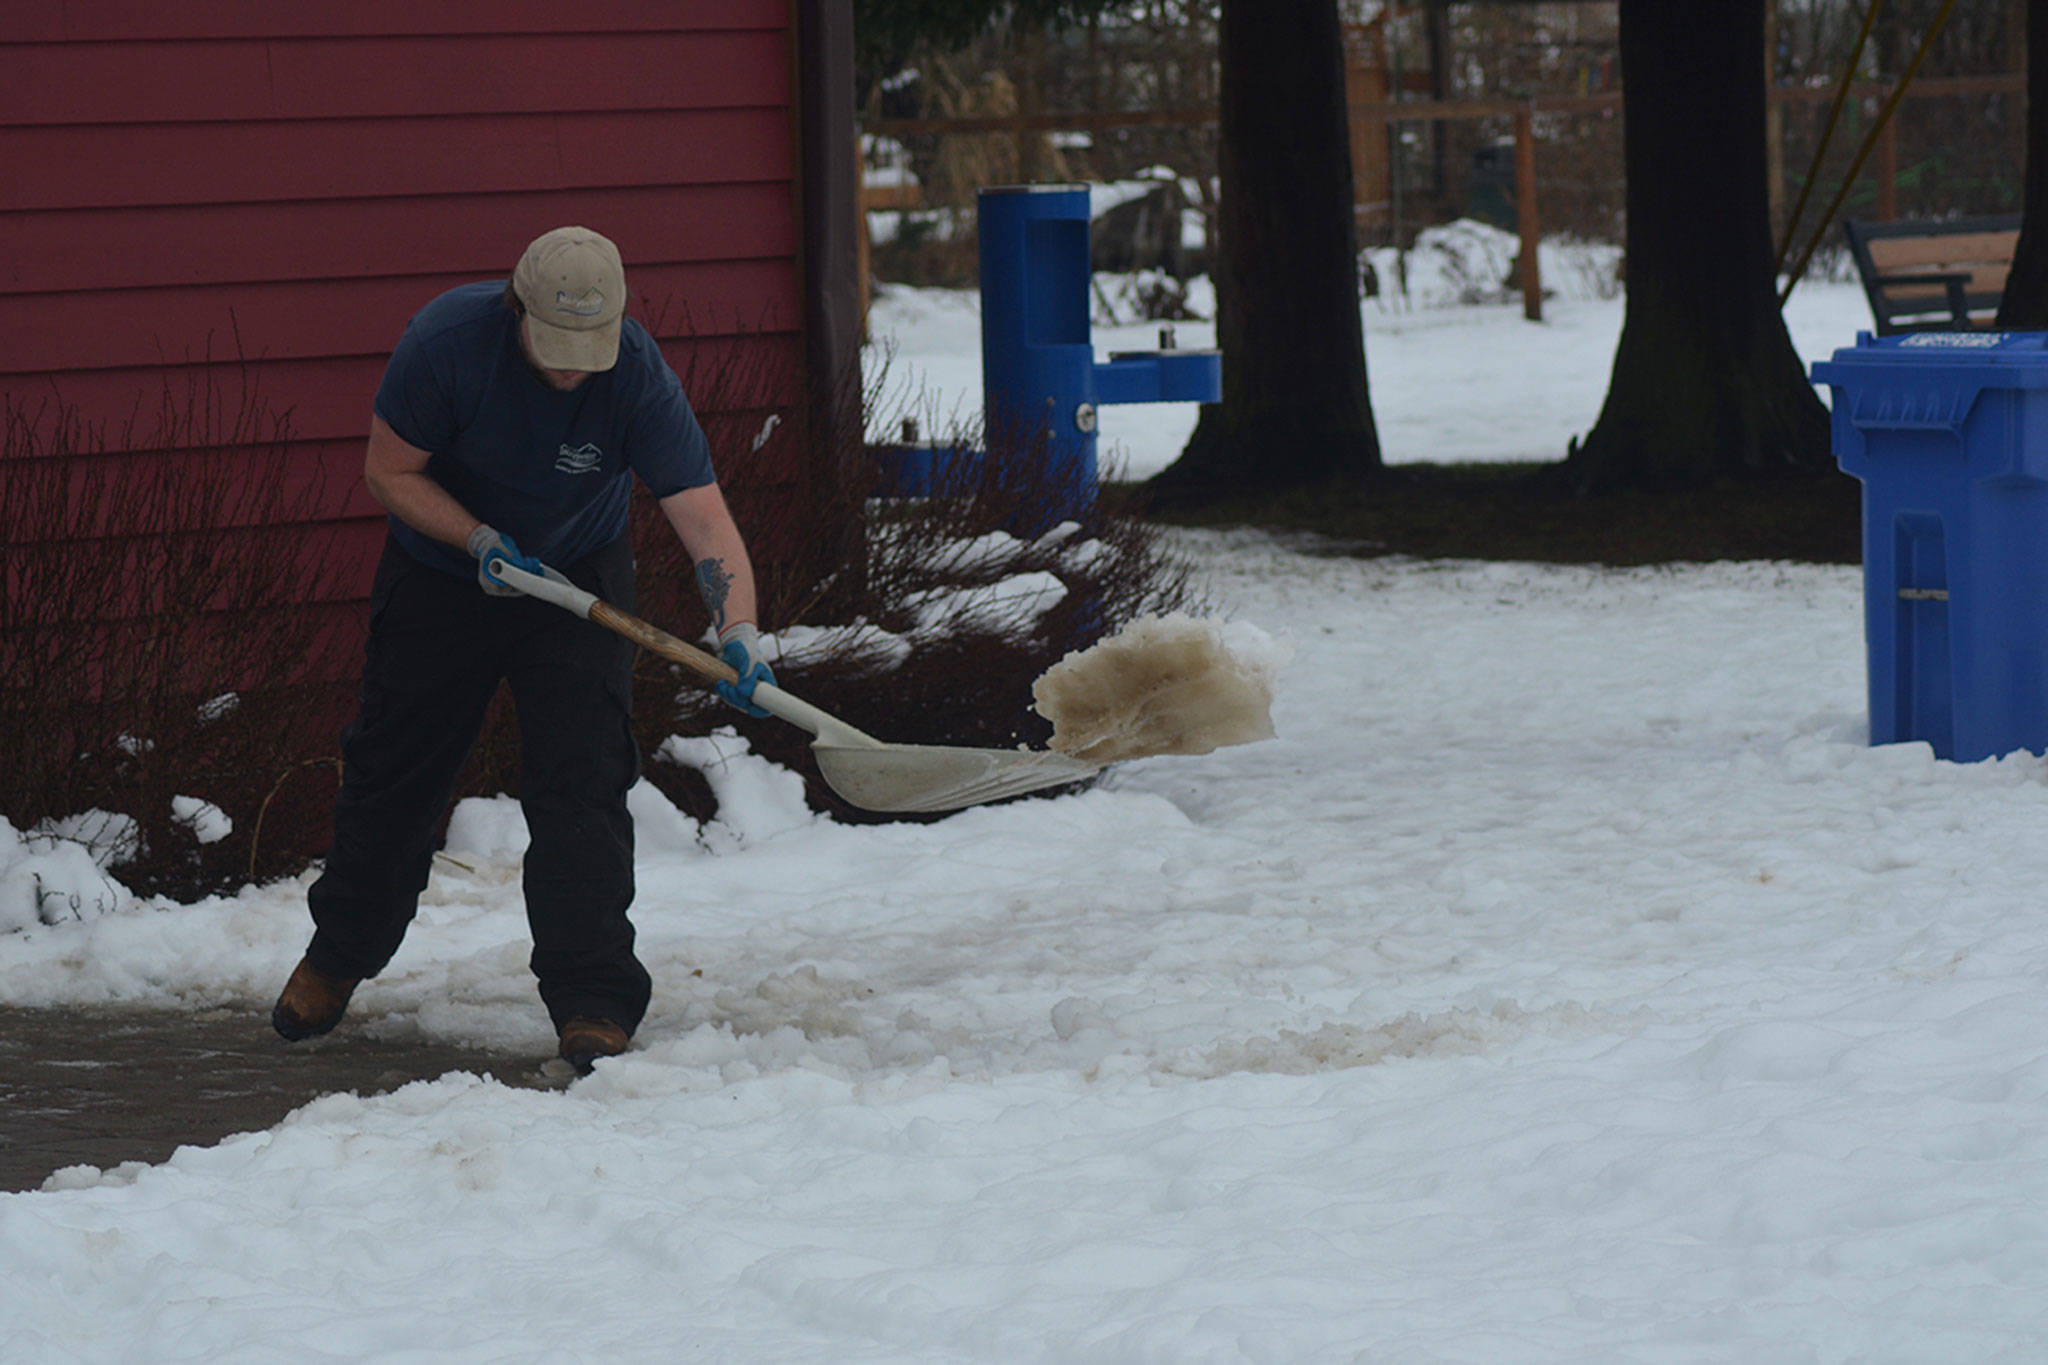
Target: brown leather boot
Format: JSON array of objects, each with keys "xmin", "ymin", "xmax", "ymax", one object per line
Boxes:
[
  {"xmin": 271, "ymin": 957, "xmax": 359, "ymax": 1041},
  {"xmin": 558, "ymin": 1016, "xmax": 630, "ymax": 1074}
]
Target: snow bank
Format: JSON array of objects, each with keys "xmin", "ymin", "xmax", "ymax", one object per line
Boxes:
[{"xmin": 0, "ymin": 815, "xmax": 134, "ymax": 935}]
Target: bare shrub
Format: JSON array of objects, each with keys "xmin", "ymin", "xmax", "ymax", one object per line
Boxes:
[{"xmin": 1, "ymin": 366, "xmax": 359, "ymax": 902}]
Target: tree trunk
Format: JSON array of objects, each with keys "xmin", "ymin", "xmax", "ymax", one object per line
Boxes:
[
  {"xmin": 1145, "ymin": 0, "xmax": 1380, "ymax": 505},
  {"xmin": 1562, "ymin": 0, "xmax": 1829, "ymax": 493},
  {"xmin": 1997, "ymin": 0, "xmax": 2048, "ymax": 328}
]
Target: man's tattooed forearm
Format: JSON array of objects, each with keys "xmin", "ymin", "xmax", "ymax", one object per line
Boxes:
[{"xmin": 696, "ymin": 557, "xmax": 734, "ymax": 627}]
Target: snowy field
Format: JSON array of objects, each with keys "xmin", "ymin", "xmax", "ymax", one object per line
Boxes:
[
  {"xmin": 869, "ymin": 221, "xmax": 1877, "ymax": 480},
  {"xmin": 8, "ymin": 253, "xmax": 2048, "ymax": 1362}
]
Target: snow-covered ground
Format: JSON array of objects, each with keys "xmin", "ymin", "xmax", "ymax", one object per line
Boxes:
[
  {"xmin": 870, "ymin": 221, "xmax": 1874, "ymax": 480},
  {"xmin": 8, "ymin": 251, "xmax": 2047, "ymax": 1363}
]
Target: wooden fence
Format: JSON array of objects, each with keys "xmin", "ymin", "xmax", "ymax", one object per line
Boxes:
[{"xmin": 863, "ymin": 73, "xmax": 2025, "ymax": 324}]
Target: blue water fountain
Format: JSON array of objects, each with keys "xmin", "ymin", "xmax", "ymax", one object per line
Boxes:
[{"xmin": 876, "ymin": 183, "xmax": 1221, "ymax": 528}]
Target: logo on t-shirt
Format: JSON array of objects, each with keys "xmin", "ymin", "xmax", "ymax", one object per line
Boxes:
[{"xmin": 555, "ymin": 442, "xmax": 603, "ymax": 474}]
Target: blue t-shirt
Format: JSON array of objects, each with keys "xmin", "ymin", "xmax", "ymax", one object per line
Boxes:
[{"xmin": 373, "ymin": 280, "xmax": 715, "ymax": 577}]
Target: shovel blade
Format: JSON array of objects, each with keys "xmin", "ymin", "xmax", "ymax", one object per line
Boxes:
[{"xmin": 812, "ymin": 742, "xmax": 1100, "ymax": 814}]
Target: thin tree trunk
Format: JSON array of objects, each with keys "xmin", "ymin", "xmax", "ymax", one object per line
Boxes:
[
  {"xmin": 1146, "ymin": 0, "xmax": 1380, "ymax": 505},
  {"xmin": 1997, "ymin": 0, "xmax": 2048, "ymax": 327},
  {"xmin": 1562, "ymin": 0, "xmax": 1829, "ymax": 493}
]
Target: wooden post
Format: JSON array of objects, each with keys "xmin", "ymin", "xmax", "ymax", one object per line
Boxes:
[
  {"xmin": 856, "ymin": 158, "xmax": 926, "ymax": 341},
  {"xmin": 1016, "ymin": 27, "xmax": 1044, "ymax": 183},
  {"xmin": 1426, "ymin": 5, "xmax": 1452, "ymax": 208},
  {"xmin": 1387, "ymin": 43, "xmax": 1404, "ymax": 252},
  {"xmin": 1343, "ymin": 19, "xmax": 1393, "ymax": 233},
  {"xmin": 1876, "ymin": 114, "xmax": 1899, "ymax": 221},
  {"xmin": 1514, "ymin": 106, "xmax": 1542, "ymax": 322}
]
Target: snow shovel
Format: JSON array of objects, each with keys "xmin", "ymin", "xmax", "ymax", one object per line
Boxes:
[{"xmin": 488, "ymin": 559, "xmax": 1102, "ymax": 814}]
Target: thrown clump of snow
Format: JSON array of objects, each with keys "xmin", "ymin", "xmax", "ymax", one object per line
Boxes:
[{"xmin": 1033, "ymin": 612, "xmax": 1287, "ymax": 763}]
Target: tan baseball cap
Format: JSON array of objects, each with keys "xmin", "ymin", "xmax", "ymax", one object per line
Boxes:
[{"xmin": 512, "ymin": 226, "xmax": 626, "ymax": 371}]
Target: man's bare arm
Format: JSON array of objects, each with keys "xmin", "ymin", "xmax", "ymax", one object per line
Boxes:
[
  {"xmin": 657, "ymin": 481, "xmax": 760, "ymax": 633},
  {"xmin": 363, "ymin": 415, "xmax": 480, "ymax": 552}
]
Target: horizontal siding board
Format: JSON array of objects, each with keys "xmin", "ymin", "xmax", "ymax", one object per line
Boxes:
[
  {"xmin": 4, "ymin": 359, "xmax": 404, "ymax": 450},
  {"xmin": 652, "ymin": 336, "xmax": 809, "ymax": 413},
  {"xmin": 0, "ymin": 109, "xmax": 793, "ymax": 212},
  {"xmin": 0, "ymin": 361, "xmax": 353, "ymax": 454},
  {"xmin": 628, "ymin": 262, "xmax": 806, "ymax": 341},
  {"xmin": 1, "ymin": 261, "xmax": 802, "ymax": 374},
  {"xmin": 3, "ymin": 43, "xmax": 271, "ymax": 125},
  {"xmin": 4, "ymin": 335, "xmax": 807, "ymax": 450},
  {"xmin": 9, "ymin": 399, "xmax": 801, "ymax": 532},
  {"xmin": 11, "ymin": 1, "xmax": 786, "ymax": 43},
  {"xmin": 326, "ymin": 517, "xmax": 395, "ymax": 600},
  {"xmin": 0, "ymin": 442, "xmax": 372, "ymax": 550},
  {"xmin": 114, "ymin": 439, "xmax": 375, "ymax": 526},
  {"xmin": 3, "ymin": 31, "xmax": 791, "ymax": 127},
  {"xmin": 8, "ymin": 393, "xmax": 801, "ymax": 527},
  {"xmin": 6, "ymin": 183, "xmax": 798, "ymax": 294}
]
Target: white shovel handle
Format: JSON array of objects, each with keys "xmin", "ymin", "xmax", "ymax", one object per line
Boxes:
[{"xmin": 488, "ymin": 557, "xmax": 602, "ymax": 618}]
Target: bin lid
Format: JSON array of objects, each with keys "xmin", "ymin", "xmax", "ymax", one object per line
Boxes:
[
  {"xmin": 1813, "ymin": 331, "xmax": 2048, "ymax": 389},
  {"xmin": 1818, "ymin": 331, "xmax": 2048, "ymax": 364}
]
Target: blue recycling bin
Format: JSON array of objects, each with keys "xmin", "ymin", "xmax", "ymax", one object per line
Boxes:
[{"xmin": 1813, "ymin": 332, "xmax": 2048, "ymax": 761}]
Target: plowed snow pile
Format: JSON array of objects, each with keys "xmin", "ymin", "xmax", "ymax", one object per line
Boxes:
[{"xmin": 1032, "ymin": 613, "xmax": 1286, "ymax": 764}]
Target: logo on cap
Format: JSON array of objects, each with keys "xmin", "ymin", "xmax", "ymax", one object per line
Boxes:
[{"xmin": 554, "ymin": 288, "xmax": 607, "ymax": 318}]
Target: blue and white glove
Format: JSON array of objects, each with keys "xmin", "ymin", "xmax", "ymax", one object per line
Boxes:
[
  {"xmin": 713, "ymin": 622, "xmax": 776, "ymax": 718},
  {"xmin": 466, "ymin": 524, "xmax": 542, "ymax": 597}
]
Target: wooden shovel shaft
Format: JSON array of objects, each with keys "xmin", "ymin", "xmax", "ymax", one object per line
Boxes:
[
  {"xmin": 484, "ymin": 557, "xmax": 736, "ymax": 684},
  {"xmin": 587, "ymin": 600, "xmax": 739, "ymax": 686}
]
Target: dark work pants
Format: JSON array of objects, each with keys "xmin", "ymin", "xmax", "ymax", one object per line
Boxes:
[{"xmin": 305, "ymin": 534, "xmax": 651, "ymax": 1034}]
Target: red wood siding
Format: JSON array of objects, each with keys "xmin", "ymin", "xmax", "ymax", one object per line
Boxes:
[
  {"xmin": 1, "ymin": 4, "xmax": 810, "ymax": 596},
  {"xmin": 10, "ymin": 3, "xmax": 784, "ymax": 43}
]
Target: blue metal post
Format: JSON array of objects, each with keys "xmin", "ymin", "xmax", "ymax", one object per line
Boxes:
[
  {"xmin": 874, "ymin": 184, "xmax": 1220, "ymax": 524},
  {"xmin": 976, "ymin": 184, "xmax": 1222, "ymax": 529},
  {"xmin": 978, "ymin": 186, "xmax": 1099, "ymax": 526}
]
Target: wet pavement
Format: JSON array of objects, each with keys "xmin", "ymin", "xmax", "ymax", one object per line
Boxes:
[{"xmin": 0, "ymin": 1006, "xmax": 559, "ymax": 1192}]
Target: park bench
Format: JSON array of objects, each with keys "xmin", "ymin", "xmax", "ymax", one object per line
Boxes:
[{"xmin": 1841, "ymin": 213, "xmax": 2021, "ymax": 335}]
